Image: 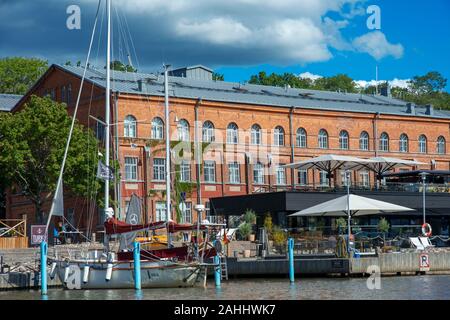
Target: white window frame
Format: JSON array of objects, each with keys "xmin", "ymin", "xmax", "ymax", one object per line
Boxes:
[
  {"xmin": 226, "ymin": 123, "xmax": 239, "ymax": 144},
  {"xmin": 228, "ymin": 162, "xmax": 240, "ymax": 184},
  {"xmin": 124, "ymin": 115, "xmax": 137, "ymax": 138},
  {"xmin": 419, "ymin": 135, "xmax": 427, "ymax": 153},
  {"xmin": 180, "ymin": 160, "xmax": 191, "ymax": 182},
  {"xmin": 273, "ymin": 126, "xmax": 284, "ymax": 146},
  {"xmin": 153, "ymin": 158, "xmax": 166, "ymax": 181},
  {"xmin": 202, "ymin": 121, "xmax": 215, "ymax": 142},
  {"xmin": 399, "ymin": 134, "xmax": 408, "ymax": 153},
  {"xmin": 151, "ymin": 117, "xmax": 164, "ymax": 140},
  {"xmin": 275, "ymin": 165, "xmax": 286, "ymax": 185},
  {"xmin": 318, "ymin": 130, "xmax": 328, "ymax": 149},
  {"xmin": 296, "ymin": 128, "xmax": 307, "ymax": 148},
  {"xmin": 124, "ymin": 157, "xmax": 138, "ymax": 181},
  {"xmin": 156, "ymin": 202, "xmax": 167, "ymax": 221},
  {"xmin": 251, "ymin": 124, "xmax": 262, "ymax": 145},
  {"xmin": 360, "ymin": 131, "xmax": 369, "ymax": 151},
  {"xmin": 253, "ymin": 162, "xmax": 264, "ymax": 184},
  {"xmin": 339, "ymin": 130, "xmax": 349, "ymax": 150},
  {"xmin": 204, "ymin": 161, "xmax": 216, "ymax": 183}
]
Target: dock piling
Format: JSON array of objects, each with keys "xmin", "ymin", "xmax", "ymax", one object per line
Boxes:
[
  {"xmin": 213, "ymin": 240, "xmax": 221, "ymax": 288},
  {"xmin": 40, "ymin": 241, "xmax": 48, "ymax": 296},
  {"xmin": 288, "ymin": 238, "xmax": 295, "ymax": 283},
  {"xmin": 133, "ymin": 241, "xmax": 141, "ymax": 290}
]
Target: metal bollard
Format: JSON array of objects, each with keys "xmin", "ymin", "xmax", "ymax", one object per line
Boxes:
[
  {"xmin": 288, "ymin": 238, "xmax": 295, "ymax": 283},
  {"xmin": 133, "ymin": 241, "xmax": 141, "ymax": 290},
  {"xmin": 40, "ymin": 241, "xmax": 48, "ymax": 295}
]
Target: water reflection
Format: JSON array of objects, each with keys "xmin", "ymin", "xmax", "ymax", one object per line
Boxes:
[{"xmin": 1, "ymin": 275, "xmax": 450, "ymax": 300}]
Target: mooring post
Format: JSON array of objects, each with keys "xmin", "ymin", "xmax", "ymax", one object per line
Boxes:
[
  {"xmin": 133, "ymin": 241, "xmax": 141, "ymax": 290},
  {"xmin": 288, "ymin": 238, "xmax": 295, "ymax": 283},
  {"xmin": 213, "ymin": 240, "xmax": 221, "ymax": 288},
  {"xmin": 40, "ymin": 241, "xmax": 48, "ymax": 296}
]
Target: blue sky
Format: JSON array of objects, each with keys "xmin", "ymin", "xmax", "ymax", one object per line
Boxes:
[{"xmin": 0, "ymin": 0, "xmax": 448, "ymax": 89}]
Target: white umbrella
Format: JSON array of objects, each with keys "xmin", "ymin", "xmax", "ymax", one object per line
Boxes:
[
  {"xmin": 290, "ymin": 194, "xmax": 414, "ymax": 217},
  {"xmin": 283, "ymin": 155, "xmax": 377, "ymax": 187},
  {"xmin": 289, "ymin": 194, "xmax": 414, "ymax": 252},
  {"xmin": 361, "ymin": 157, "xmax": 426, "ymax": 188}
]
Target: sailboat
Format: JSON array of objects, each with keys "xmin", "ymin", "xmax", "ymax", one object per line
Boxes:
[{"xmin": 45, "ymin": 0, "xmax": 219, "ymax": 289}]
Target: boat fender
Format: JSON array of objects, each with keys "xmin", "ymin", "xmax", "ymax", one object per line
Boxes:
[
  {"xmin": 422, "ymin": 223, "xmax": 432, "ymax": 237},
  {"xmin": 106, "ymin": 263, "xmax": 113, "ymax": 281},
  {"xmin": 49, "ymin": 262, "xmax": 57, "ymax": 279},
  {"xmin": 83, "ymin": 265, "xmax": 90, "ymax": 283},
  {"xmin": 63, "ymin": 265, "xmax": 70, "ymax": 283}
]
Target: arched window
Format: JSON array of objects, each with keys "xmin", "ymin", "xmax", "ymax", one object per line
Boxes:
[
  {"xmin": 226, "ymin": 123, "xmax": 239, "ymax": 144},
  {"xmin": 379, "ymin": 132, "xmax": 389, "ymax": 152},
  {"xmin": 399, "ymin": 134, "xmax": 408, "ymax": 153},
  {"xmin": 437, "ymin": 136, "xmax": 446, "ymax": 154},
  {"xmin": 124, "ymin": 115, "xmax": 137, "ymax": 138},
  {"xmin": 202, "ymin": 121, "xmax": 215, "ymax": 142},
  {"xmin": 151, "ymin": 117, "xmax": 164, "ymax": 140},
  {"xmin": 96, "ymin": 117, "xmax": 105, "ymax": 141},
  {"xmin": 296, "ymin": 128, "xmax": 307, "ymax": 148},
  {"xmin": 251, "ymin": 124, "xmax": 261, "ymax": 145},
  {"xmin": 273, "ymin": 126, "xmax": 285, "ymax": 146},
  {"xmin": 253, "ymin": 162, "xmax": 264, "ymax": 184},
  {"xmin": 339, "ymin": 130, "xmax": 349, "ymax": 150},
  {"xmin": 318, "ymin": 129, "xmax": 328, "ymax": 149},
  {"xmin": 419, "ymin": 135, "xmax": 427, "ymax": 153},
  {"xmin": 177, "ymin": 119, "xmax": 190, "ymax": 141},
  {"xmin": 359, "ymin": 131, "xmax": 369, "ymax": 150}
]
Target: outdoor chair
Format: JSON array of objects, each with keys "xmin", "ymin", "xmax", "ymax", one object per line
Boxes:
[
  {"xmin": 409, "ymin": 237, "xmax": 425, "ymax": 250},
  {"xmin": 419, "ymin": 237, "xmax": 435, "ymax": 248}
]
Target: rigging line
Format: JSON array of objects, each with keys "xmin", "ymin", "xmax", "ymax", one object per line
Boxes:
[{"xmin": 45, "ymin": 0, "xmax": 103, "ymax": 232}]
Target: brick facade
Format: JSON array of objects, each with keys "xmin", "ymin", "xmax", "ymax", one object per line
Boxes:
[{"xmin": 7, "ymin": 66, "xmax": 450, "ymax": 233}]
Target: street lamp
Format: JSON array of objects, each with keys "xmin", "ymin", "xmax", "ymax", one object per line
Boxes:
[
  {"xmin": 419, "ymin": 172, "xmax": 429, "ymax": 225},
  {"xmin": 345, "ymin": 170, "xmax": 352, "ymax": 254}
]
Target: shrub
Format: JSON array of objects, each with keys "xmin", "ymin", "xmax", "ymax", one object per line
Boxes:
[
  {"xmin": 272, "ymin": 226, "xmax": 287, "ymax": 246},
  {"xmin": 238, "ymin": 222, "xmax": 252, "ymax": 240},
  {"xmin": 263, "ymin": 213, "xmax": 273, "ymax": 235},
  {"xmin": 377, "ymin": 217, "xmax": 390, "ymax": 234},
  {"xmin": 243, "ymin": 209, "xmax": 257, "ymax": 225},
  {"xmin": 335, "ymin": 217, "xmax": 347, "ymax": 234}
]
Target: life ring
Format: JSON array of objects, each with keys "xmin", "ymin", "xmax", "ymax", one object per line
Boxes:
[{"xmin": 421, "ymin": 223, "xmax": 432, "ymax": 237}]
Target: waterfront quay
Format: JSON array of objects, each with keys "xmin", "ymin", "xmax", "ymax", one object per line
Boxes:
[{"xmin": 2, "ymin": 246, "xmax": 450, "ymax": 290}]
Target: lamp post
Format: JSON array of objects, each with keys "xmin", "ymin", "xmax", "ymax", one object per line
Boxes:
[{"xmin": 419, "ymin": 172, "xmax": 429, "ymax": 225}]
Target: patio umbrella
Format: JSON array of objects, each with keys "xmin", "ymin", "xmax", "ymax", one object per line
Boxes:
[
  {"xmin": 362, "ymin": 157, "xmax": 426, "ymax": 188},
  {"xmin": 289, "ymin": 194, "xmax": 414, "ymax": 252},
  {"xmin": 283, "ymin": 154, "xmax": 376, "ymax": 187}
]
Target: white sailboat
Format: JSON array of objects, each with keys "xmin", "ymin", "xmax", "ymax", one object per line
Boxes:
[{"xmin": 45, "ymin": 0, "xmax": 218, "ymax": 290}]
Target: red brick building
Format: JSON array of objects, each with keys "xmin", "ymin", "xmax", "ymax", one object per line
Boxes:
[{"xmin": 7, "ymin": 64, "xmax": 450, "ymax": 234}]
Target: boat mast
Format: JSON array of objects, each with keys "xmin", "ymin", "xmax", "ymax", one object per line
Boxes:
[
  {"xmin": 104, "ymin": 0, "xmax": 111, "ymax": 220},
  {"xmin": 163, "ymin": 64, "xmax": 171, "ymax": 246}
]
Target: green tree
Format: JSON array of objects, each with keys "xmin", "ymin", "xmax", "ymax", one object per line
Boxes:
[
  {"xmin": 212, "ymin": 73, "xmax": 224, "ymax": 81},
  {"xmin": 0, "ymin": 57, "xmax": 48, "ymax": 94},
  {"xmin": 409, "ymin": 71, "xmax": 447, "ymax": 94},
  {"xmin": 314, "ymin": 74, "xmax": 357, "ymax": 93},
  {"xmin": 0, "ymin": 96, "xmax": 102, "ymax": 222},
  {"xmin": 107, "ymin": 60, "xmax": 137, "ymax": 73}
]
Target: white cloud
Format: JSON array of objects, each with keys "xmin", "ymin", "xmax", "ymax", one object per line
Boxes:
[
  {"xmin": 352, "ymin": 31, "xmax": 404, "ymax": 60},
  {"xmin": 176, "ymin": 18, "xmax": 252, "ymax": 45},
  {"xmin": 298, "ymin": 72, "xmax": 323, "ymax": 80},
  {"xmin": 355, "ymin": 78, "xmax": 410, "ymax": 89}
]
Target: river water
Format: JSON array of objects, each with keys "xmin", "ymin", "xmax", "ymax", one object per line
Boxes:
[{"xmin": 1, "ymin": 275, "xmax": 449, "ymax": 300}]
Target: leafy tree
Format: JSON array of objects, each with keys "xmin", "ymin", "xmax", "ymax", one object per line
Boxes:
[
  {"xmin": 243, "ymin": 209, "xmax": 256, "ymax": 225},
  {"xmin": 314, "ymin": 74, "xmax": 357, "ymax": 93},
  {"xmin": 0, "ymin": 96, "xmax": 102, "ymax": 222},
  {"xmin": 0, "ymin": 57, "xmax": 48, "ymax": 94},
  {"xmin": 107, "ymin": 60, "xmax": 137, "ymax": 73},
  {"xmin": 212, "ymin": 73, "xmax": 224, "ymax": 81},
  {"xmin": 409, "ymin": 71, "xmax": 447, "ymax": 94}
]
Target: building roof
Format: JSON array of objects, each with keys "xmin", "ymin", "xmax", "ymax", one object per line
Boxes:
[
  {"xmin": 54, "ymin": 64, "xmax": 450, "ymax": 120},
  {"xmin": 0, "ymin": 94, "xmax": 23, "ymax": 112}
]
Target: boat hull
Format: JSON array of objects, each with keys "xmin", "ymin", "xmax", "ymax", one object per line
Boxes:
[{"xmin": 50, "ymin": 259, "xmax": 202, "ymax": 289}]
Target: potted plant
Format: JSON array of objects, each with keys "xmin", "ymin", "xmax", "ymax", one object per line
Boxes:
[
  {"xmin": 377, "ymin": 217, "xmax": 390, "ymax": 247},
  {"xmin": 238, "ymin": 222, "xmax": 252, "ymax": 241},
  {"xmin": 272, "ymin": 225, "xmax": 287, "ymax": 253},
  {"xmin": 243, "ymin": 209, "xmax": 257, "ymax": 241},
  {"xmin": 336, "ymin": 217, "xmax": 347, "ymax": 235}
]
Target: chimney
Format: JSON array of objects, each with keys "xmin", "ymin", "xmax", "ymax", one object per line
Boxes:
[
  {"xmin": 406, "ymin": 103, "xmax": 415, "ymax": 115},
  {"xmin": 425, "ymin": 104, "xmax": 434, "ymax": 116},
  {"xmin": 137, "ymin": 78, "xmax": 153, "ymax": 92},
  {"xmin": 380, "ymin": 85, "xmax": 391, "ymax": 97}
]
